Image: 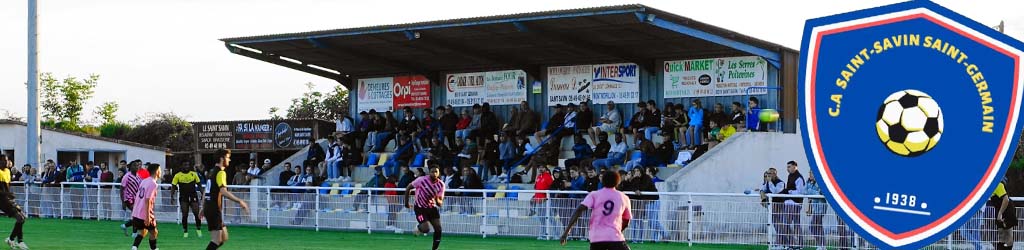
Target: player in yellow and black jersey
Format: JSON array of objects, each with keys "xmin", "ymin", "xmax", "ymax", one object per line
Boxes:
[
  {"xmin": 171, "ymin": 162, "xmax": 204, "ymax": 238},
  {"xmin": 0, "ymin": 155, "xmax": 27, "ymax": 249}
]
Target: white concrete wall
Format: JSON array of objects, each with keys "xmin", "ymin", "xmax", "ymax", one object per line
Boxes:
[
  {"xmin": 0, "ymin": 124, "xmax": 166, "ymax": 171},
  {"xmin": 664, "ymin": 130, "xmax": 811, "ymax": 193}
]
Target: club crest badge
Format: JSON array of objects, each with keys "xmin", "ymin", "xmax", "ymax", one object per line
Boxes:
[{"xmin": 798, "ymin": 1, "xmax": 1024, "ymax": 248}]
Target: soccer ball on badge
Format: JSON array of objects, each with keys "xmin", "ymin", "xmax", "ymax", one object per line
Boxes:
[{"xmin": 876, "ymin": 89, "xmax": 943, "ymax": 157}]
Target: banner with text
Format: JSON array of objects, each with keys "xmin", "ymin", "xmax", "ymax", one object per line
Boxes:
[
  {"xmin": 663, "ymin": 56, "xmax": 768, "ymax": 98},
  {"xmin": 356, "ymin": 77, "xmax": 394, "ymax": 112},
  {"xmin": 546, "ymin": 65, "xmax": 592, "ymax": 106},
  {"xmin": 590, "ymin": 63, "xmax": 640, "ymax": 104},
  {"xmin": 484, "ymin": 70, "xmax": 527, "ymax": 106},
  {"xmin": 393, "ymin": 75, "xmax": 432, "ymax": 109},
  {"xmin": 445, "ymin": 72, "xmax": 486, "ymax": 107}
]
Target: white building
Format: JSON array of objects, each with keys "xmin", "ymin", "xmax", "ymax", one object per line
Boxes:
[{"xmin": 0, "ymin": 120, "xmax": 167, "ymax": 170}]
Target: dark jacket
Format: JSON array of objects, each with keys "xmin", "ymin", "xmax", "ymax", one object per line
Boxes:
[
  {"xmin": 593, "ymin": 140, "xmax": 611, "ymax": 159},
  {"xmin": 440, "ymin": 113, "xmax": 459, "ymax": 131},
  {"xmin": 479, "ymin": 111, "xmax": 501, "ymax": 137},
  {"xmin": 546, "ymin": 111, "xmax": 565, "ymax": 131},
  {"xmin": 460, "ymin": 173, "xmax": 483, "ymax": 197},
  {"xmin": 516, "ymin": 109, "xmax": 540, "ymax": 133},
  {"xmin": 576, "ymin": 109, "xmax": 594, "ymax": 130}
]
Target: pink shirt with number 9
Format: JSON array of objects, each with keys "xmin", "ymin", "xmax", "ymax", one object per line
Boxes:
[{"xmin": 581, "ymin": 187, "xmax": 632, "ymax": 243}]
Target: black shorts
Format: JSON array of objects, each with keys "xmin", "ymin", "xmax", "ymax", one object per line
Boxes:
[
  {"xmin": 413, "ymin": 206, "xmax": 440, "ymax": 224},
  {"xmin": 0, "ymin": 197, "xmax": 22, "ymax": 217},
  {"xmin": 180, "ymin": 195, "xmax": 199, "ymax": 204},
  {"xmin": 204, "ymin": 206, "xmax": 224, "ymax": 231},
  {"xmin": 590, "ymin": 241, "xmax": 630, "ymax": 250},
  {"xmin": 132, "ymin": 218, "xmax": 156, "ymax": 231}
]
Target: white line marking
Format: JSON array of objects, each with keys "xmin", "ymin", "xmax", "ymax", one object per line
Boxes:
[{"xmin": 873, "ymin": 205, "xmax": 931, "ymax": 216}]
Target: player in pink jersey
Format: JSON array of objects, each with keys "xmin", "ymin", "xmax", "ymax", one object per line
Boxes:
[
  {"xmin": 404, "ymin": 165, "xmax": 445, "ymax": 250},
  {"xmin": 131, "ymin": 163, "xmax": 162, "ymax": 250},
  {"xmin": 560, "ymin": 171, "xmax": 632, "ymax": 250}
]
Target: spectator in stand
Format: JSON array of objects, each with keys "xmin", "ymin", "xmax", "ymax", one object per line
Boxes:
[
  {"xmin": 592, "ymin": 133, "xmax": 627, "ymax": 172},
  {"xmin": 515, "ymin": 101, "xmax": 540, "ymax": 138},
  {"xmin": 501, "ymin": 107, "xmax": 520, "ymax": 137},
  {"xmin": 427, "ymin": 137, "xmax": 453, "ymax": 170},
  {"xmin": 804, "ymin": 174, "xmax": 826, "ymax": 250},
  {"xmin": 355, "ymin": 111, "xmax": 370, "ymax": 149},
  {"xmin": 383, "ymin": 175, "xmax": 401, "ymax": 231},
  {"xmin": 458, "ymin": 167, "xmax": 483, "ymax": 215},
  {"xmin": 364, "ymin": 110, "xmax": 381, "ymax": 151},
  {"xmin": 589, "ymin": 101, "xmax": 621, "ymax": 146},
  {"xmin": 707, "ymin": 120, "xmax": 723, "ymax": 148},
  {"xmin": 653, "ymin": 136, "xmax": 675, "ymax": 167},
  {"xmin": 438, "ymin": 106, "xmax": 459, "ymax": 149},
  {"xmin": 660, "ymin": 103, "xmax": 681, "ymax": 147},
  {"xmin": 260, "ymin": 159, "xmax": 274, "ymax": 175},
  {"xmin": 564, "ymin": 134, "xmax": 593, "ymax": 171},
  {"xmin": 87, "ymin": 162, "xmax": 102, "ymax": 186},
  {"xmin": 324, "ymin": 136, "xmax": 341, "ymax": 181},
  {"xmin": 464, "ymin": 104, "xmax": 483, "ymax": 141},
  {"xmin": 371, "ymin": 111, "xmax": 399, "ymax": 153},
  {"xmin": 498, "ymin": 133, "xmax": 518, "ymax": 182},
  {"xmin": 747, "ymin": 97, "xmax": 767, "ymax": 132},
  {"xmin": 670, "ymin": 104, "xmax": 689, "ymax": 148},
  {"xmin": 583, "ymin": 168, "xmax": 600, "ymax": 192},
  {"xmin": 398, "ymin": 107, "xmax": 421, "ymax": 139},
  {"xmin": 625, "ymin": 103, "xmax": 645, "ymax": 146},
  {"xmin": 478, "ymin": 103, "xmax": 502, "ymax": 144},
  {"xmin": 341, "ymin": 141, "xmax": 361, "ymax": 182},
  {"xmin": 391, "ymin": 135, "xmax": 418, "ymax": 177},
  {"xmin": 479, "ymin": 135, "xmax": 500, "ymax": 182},
  {"xmin": 709, "ymin": 103, "xmax": 729, "ymax": 131},
  {"xmin": 685, "ymin": 99, "xmax": 706, "ymax": 150},
  {"xmin": 583, "ymin": 133, "xmax": 610, "ymax": 169},
  {"xmin": 455, "ymin": 110, "xmax": 473, "ymax": 141},
  {"xmin": 336, "ymin": 113, "xmax": 356, "ymax": 145},
  {"xmin": 623, "ymin": 136, "xmax": 656, "ymax": 171},
  {"xmin": 286, "ymin": 165, "xmax": 304, "ymax": 191},
  {"xmin": 641, "ymin": 100, "xmax": 662, "ymax": 143},
  {"xmin": 524, "ymin": 142, "xmax": 559, "ymax": 184},
  {"xmin": 419, "ymin": 108, "xmax": 438, "ymax": 147},
  {"xmin": 456, "ymin": 133, "xmax": 479, "ymax": 162},
  {"xmin": 352, "ymin": 167, "xmax": 385, "ymax": 212},
  {"xmin": 441, "ymin": 167, "xmax": 462, "ymax": 206},
  {"xmin": 730, "ymin": 102, "xmax": 746, "ymax": 131},
  {"xmin": 576, "ymin": 102, "xmax": 593, "ymax": 134},
  {"xmin": 718, "ymin": 120, "xmax": 738, "ymax": 142},
  {"xmin": 305, "ymin": 136, "xmax": 326, "ymax": 175},
  {"xmin": 535, "ymin": 104, "xmax": 566, "ymax": 144}
]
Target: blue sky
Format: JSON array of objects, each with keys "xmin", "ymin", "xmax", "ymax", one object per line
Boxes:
[{"xmin": 0, "ymin": 0, "xmax": 1019, "ymax": 122}]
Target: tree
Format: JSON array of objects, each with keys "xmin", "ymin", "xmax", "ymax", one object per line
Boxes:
[
  {"xmin": 271, "ymin": 83, "xmax": 350, "ymax": 120},
  {"xmin": 268, "ymin": 107, "xmax": 283, "ymax": 119},
  {"xmin": 95, "ymin": 101, "xmax": 119, "ymax": 124},
  {"xmin": 39, "ymin": 72, "xmax": 99, "ymax": 129},
  {"xmin": 124, "ymin": 112, "xmax": 194, "ymax": 152}
]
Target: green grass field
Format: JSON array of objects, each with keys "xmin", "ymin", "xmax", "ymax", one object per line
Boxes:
[{"xmin": 0, "ymin": 218, "xmax": 764, "ymax": 250}]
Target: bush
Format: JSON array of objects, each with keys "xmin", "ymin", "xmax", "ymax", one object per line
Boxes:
[{"xmin": 100, "ymin": 122, "xmax": 133, "ymax": 139}]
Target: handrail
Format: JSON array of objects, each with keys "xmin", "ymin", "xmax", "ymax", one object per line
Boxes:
[{"xmin": 501, "ymin": 125, "xmax": 565, "ymax": 183}]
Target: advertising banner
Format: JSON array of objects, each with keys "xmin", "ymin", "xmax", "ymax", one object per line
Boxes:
[
  {"xmin": 445, "ymin": 72, "xmax": 485, "ymax": 107},
  {"xmin": 590, "ymin": 63, "xmax": 640, "ymax": 104},
  {"xmin": 484, "ymin": 70, "xmax": 527, "ymax": 105},
  {"xmin": 393, "ymin": 75, "xmax": 431, "ymax": 109},
  {"xmin": 196, "ymin": 123, "xmax": 233, "ymax": 151},
  {"xmin": 234, "ymin": 121, "xmax": 274, "ymax": 150},
  {"xmin": 546, "ymin": 65, "xmax": 592, "ymax": 106},
  {"xmin": 664, "ymin": 56, "xmax": 768, "ymax": 98},
  {"xmin": 356, "ymin": 77, "xmax": 394, "ymax": 112}
]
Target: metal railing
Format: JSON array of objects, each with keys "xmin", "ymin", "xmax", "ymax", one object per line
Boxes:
[{"xmin": 7, "ymin": 182, "xmax": 1022, "ymax": 249}]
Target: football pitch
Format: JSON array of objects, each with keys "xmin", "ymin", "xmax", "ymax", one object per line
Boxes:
[{"xmin": 0, "ymin": 218, "xmax": 763, "ymax": 250}]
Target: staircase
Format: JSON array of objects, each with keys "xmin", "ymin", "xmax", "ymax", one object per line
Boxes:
[
  {"xmin": 662, "ymin": 129, "xmax": 810, "ymax": 193},
  {"xmin": 258, "ymin": 139, "xmax": 327, "ymax": 186}
]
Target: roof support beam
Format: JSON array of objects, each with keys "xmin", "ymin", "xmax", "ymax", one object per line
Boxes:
[
  {"xmin": 636, "ymin": 12, "xmax": 781, "ymax": 68},
  {"xmin": 224, "ymin": 43, "xmax": 351, "ymax": 86},
  {"xmin": 514, "ymin": 22, "xmax": 653, "ymax": 73},
  {"xmin": 307, "ymin": 38, "xmax": 438, "ymax": 84}
]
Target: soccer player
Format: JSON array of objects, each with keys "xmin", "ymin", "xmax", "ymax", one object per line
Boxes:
[
  {"xmin": 131, "ymin": 163, "xmax": 161, "ymax": 250},
  {"xmin": 559, "ymin": 171, "xmax": 632, "ymax": 250},
  {"xmin": 170, "ymin": 163, "xmax": 204, "ymax": 238},
  {"xmin": 404, "ymin": 165, "xmax": 445, "ymax": 250},
  {"xmin": 205, "ymin": 149, "xmax": 249, "ymax": 250},
  {"xmin": 0, "ymin": 155, "xmax": 28, "ymax": 250},
  {"xmin": 121, "ymin": 160, "xmax": 142, "ymax": 237}
]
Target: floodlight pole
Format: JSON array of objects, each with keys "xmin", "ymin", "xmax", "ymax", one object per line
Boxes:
[{"xmin": 27, "ymin": 0, "xmax": 41, "ymax": 169}]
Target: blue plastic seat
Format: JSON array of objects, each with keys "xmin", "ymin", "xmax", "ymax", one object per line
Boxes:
[
  {"xmin": 339, "ymin": 182, "xmax": 354, "ymax": 195},
  {"xmin": 411, "ymin": 153, "xmax": 426, "ymax": 168},
  {"xmin": 362, "ymin": 153, "xmax": 380, "ymax": 168},
  {"xmin": 507, "ymin": 185, "xmax": 522, "ymax": 199}
]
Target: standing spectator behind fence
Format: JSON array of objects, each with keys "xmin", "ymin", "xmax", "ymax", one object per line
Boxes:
[
  {"xmin": 780, "ymin": 161, "xmax": 805, "ymax": 250},
  {"xmin": 458, "ymin": 167, "xmax": 482, "ymax": 215},
  {"xmin": 803, "ymin": 174, "xmax": 826, "ymax": 250},
  {"xmin": 383, "ymin": 175, "xmax": 401, "ymax": 231},
  {"xmin": 65, "ymin": 160, "xmax": 86, "ymax": 219}
]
